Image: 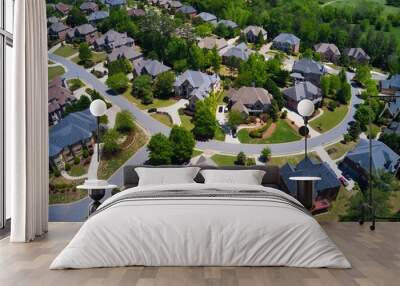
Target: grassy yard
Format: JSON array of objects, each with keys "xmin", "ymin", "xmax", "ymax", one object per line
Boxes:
[
  {"xmin": 49, "ymin": 175, "xmax": 86, "ymax": 205},
  {"xmin": 192, "ymin": 149, "xmax": 203, "ymax": 157},
  {"xmin": 97, "ymin": 126, "xmax": 148, "ymax": 180},
  {"xmin": 309, "ymin": 104, "xmax": 348, "ymax": 133},
  {"xmin": 151, "ymin": 112, "xmax": 173, "ymax": 127},
  {"xmin": 72, "ymin": 51, "xmax": 107, "ymax": 65},
  {"xmin": 325, "ymin": 140, "xmax": 358, "ymax": 160},
  {"xmin": 238, "ymin": 119, "xmax": 301, "ymax": 144},
  {"xmin": 67, "ymin": 78, "xmax": 85, "ymax": 92},
  {"xmin": 48, "ymin": 66, "xmax": 65, "ymax": 81},
  {"xmin": 315, "ymin": 187, "xmax": 353, "ymax": 222},
  {"xmin": 366, "ymin": 123, "xmax": 381, "ymax": 139},
  {"xmin": 53, "ymin": 45, "xmax": 78, "ymax": 58},
  {"xmin": 267, "ymin": 152, "xmax": 321, "ymax": 167},
  {"xmin": 211, "ymin": 154, "xmax": 237, "ymax": 166},
  {"xmin": 123, "ymin": 87, "xmax": 177, "ymax": 110},
  {"xmin": 180, "ymin": 113, "xmax": 195, "ymax": 131},
  {"xmin": 214, "ymin": 126, "xmax": 226, "ymax": 141},
  {"xmin": 68, "ymin": 164, "xmax": 87, "ymax": 177}
]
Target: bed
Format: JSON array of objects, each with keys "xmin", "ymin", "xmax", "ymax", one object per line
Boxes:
[{"xmin": 50, "ymin": 165, "xmax": 351, "ymax": 269}]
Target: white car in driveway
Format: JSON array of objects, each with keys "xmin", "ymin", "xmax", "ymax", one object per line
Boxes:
[{"xmin": 216, "ymin": 104, "xmax": 228, "ymax": 125}]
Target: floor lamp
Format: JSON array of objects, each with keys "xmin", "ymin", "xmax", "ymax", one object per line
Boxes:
[
  {"xmin": 359, "ymin": 93, "xmax": 400, "ymax": 231},
  {"xmin": 297, "ymin": 99, "xmax": 315, "ymax": 158}
]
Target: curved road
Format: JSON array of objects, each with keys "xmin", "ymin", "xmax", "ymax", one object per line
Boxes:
[
  {"xmin": 48, "ymin": 53, "xmax": 361, "ymax": 221},
  {"xmin": 49, "ymin": 53, "xmax": 362, "ymax": 156}
]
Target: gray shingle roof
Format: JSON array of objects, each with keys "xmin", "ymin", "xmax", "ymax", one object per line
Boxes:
[
  {"xmin": 314, "ymin": 43, "xmax": 340, "ymax": 56},
  {"xmin": 197, "ymin": 12, "xmax": 217, "ymax": 22},
  {"xmin": 47, "ymin": 16, "xmax": 59, "ymax": 24},
  {"xmin": 49, "ymin": 109, "xmax": 97, "ymax": 157},
  {"xmin": 49, "ymin": 22, "xmax": 70, "ymax": 33},
  {"xmin": 88, "ymin": 10, "xmax": 109, "ymax": 21},
  {"xmin": 190, "ymin": 155, "xmax": 217, "ymax": 166},
  {"xmin": 108, "ymin": 46, "xmax": 142, "ymax": 62},
  {"xmin": 218, "ymin": 19, "xmax": 238, "ymax": 29},
  {"xmin": 80, "ymin": 2, "xmax": 98, "ymax": 11},
  {"xmin": 228, "ymin": 87, "xmax": 272, "ymax": 114},
  {"xmin": 243, "ymin": 25, "xmax": 267, "ymax": 38},
  {"xmin": 345, "ymin": 139, "xmax": 400, "ymax": 174},
  {"xmin": 223, "ymin": 43, "xmax": 252, "ymax": 61},
  {"xmin": 384, "ymin": 121, "xmax": 400, "ymax": 135},
  {"xmin": 280, "ymin": 157, "xmax": 340, "ymax": 196},
  {"xmin": 68, "ymin": 24, "xmax": 97, "ymax": 37},
  {"xmin": 95, "ymin": 30, "xmax": 134, "ymax": 49},
  {"xmin": 292, "ymin": 58, "xmax": 326, "ymax": 76},
  {"xmin": 283, "ymin": 81, "xmax": 321, "ymax": 103},
  {"xmin": 134, "ymin": 59, "xmax": 171, "ymax": 77},
  {"xmin": 102, "ymin": 0, "xmax": 127, "ymax": 6},
  {"xmin": 273, "ymin": 33, "xmax": 300, "ymax": 45},
  {"xmin": 380, "ymin": 74, "xmax": 400, "ymax": 90},
  {"xmin": 344, "ymin": 48, "xmax": 370, "ymax": 61},
  {"xmin": 174, "ymin": 70, "xmax": 220, "ymax": 99},
  {"xmin": 177, "ymin": 5, "xmax": 197, "ymax": 14},
  {"xmin": 198, "ymin": 36, "xmax": 228, "ymax": 50}
]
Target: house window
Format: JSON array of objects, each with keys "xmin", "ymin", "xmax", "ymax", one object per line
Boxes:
[{"xmin": 0, "ymin": 0, "xmax": 14, "ymax": 230}]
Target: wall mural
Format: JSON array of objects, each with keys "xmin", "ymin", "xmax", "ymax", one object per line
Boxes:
[{"xmin": 46, "ymin": 0, "xmax": 400, "ymax": 222}]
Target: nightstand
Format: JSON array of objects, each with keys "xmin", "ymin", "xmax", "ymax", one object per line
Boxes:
[
  {"xmin": 289, "ymin": 176, "xmax": 321, "ymax": 210},
  {"xmin": 77, "ymin": 180, "xmax": 117, "ymax": 215}
]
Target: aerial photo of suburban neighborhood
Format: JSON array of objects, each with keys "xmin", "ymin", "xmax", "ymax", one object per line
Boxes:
[{"xmin": 46, "ymin": 0, "xmax": 400, "ymax": 222}]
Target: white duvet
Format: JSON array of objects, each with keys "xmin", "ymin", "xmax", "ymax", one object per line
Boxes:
[{"xmin": 50, "ymin": 183, "xmax": 351, "ymax": 269}]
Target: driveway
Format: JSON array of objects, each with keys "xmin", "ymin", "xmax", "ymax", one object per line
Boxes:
[
  {"xmin": 283, "ymin": 108, "xmax": 321, "ymax": 138},
  {"xmin": 157, "ymin": 99, "xmax": 188, "ymax": 125}
]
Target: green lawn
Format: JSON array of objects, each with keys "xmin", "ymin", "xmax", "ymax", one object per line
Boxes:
[
  {"xmin": 309, "ymin": 104, "xmax": 348, "ymax": 133},
  {"xmin": 238, "ymin": 119, "xmax": 301, "ymax": 144},
  {"xmin": 67, "ymin": 78, "xmax": 85, "ymax": 92},
  {"xmin": 72, "ymin": 51, "xmax": 107, "ymax": 65},
  {"xmin": 48, "ymin": 66, "xmax": 65, "ymax": 81},
  {"xmin": 322, "ymin": 0, "xmax": 400, "ymax": 15},
  {"xmin": 68, "ymin": 165, "xmax": 87, "ymax": 177},
  {"xmin": 151, "ymin": 113, "xmax": 173, "ymax": 127},
  {"xmin": 98, "ymin": 127, "xmax": 148, "ymax": 180},
  {"xmin": 53, "ymin": 45, "xmax": 78, "ymax": 58},
  {"xmin": 325, "ymin": 140, "xmax": 358, "ymax": 160},
  {"xmin": 214, "ymin": 126, "xmax": 226, "ymax": 141},
  {"xmin": 192, "ymin": 149, "xmax": 203, "ymax": 157},
  {"xmin": 267, "ymin": 152, "xmax": 321, "ymax": 167},
  {"xmin": 180, "ymin": 113, "xmax": 195, "ymax": 131},
  {"xmin": 123, "ymin": 87, "xmax": 177, "ymax": 110},
  {"xmin": 366, "ymin": 123, "xmax": 381, "ymax": 139},
  {"xmin": 211, "ymin": 154, "xmax": 237, "ymax": 166}
]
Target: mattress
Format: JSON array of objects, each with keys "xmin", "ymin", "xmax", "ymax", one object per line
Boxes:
[{"xmin": 50, "ymin": 183, "xmax": 351, "ymax": 269}]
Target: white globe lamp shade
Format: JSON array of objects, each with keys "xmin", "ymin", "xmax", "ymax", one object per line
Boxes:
[
  {"xmin": 90, "ymin": 99, "xmax": 107, "ymax": 117},
  {"xmin": 297, "ymin": 99, "xmax": 315, "ymax": 117}
]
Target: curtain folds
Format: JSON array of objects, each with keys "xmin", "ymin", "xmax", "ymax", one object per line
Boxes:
[{"xmin": 8, "ymin": 0, "xmax": 49, "ymax": 242}]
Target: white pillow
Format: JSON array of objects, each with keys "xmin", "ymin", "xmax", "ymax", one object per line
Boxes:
[
  {"xmin": 200, "ymin": 169, "xmax": 265, "ymax": 185},
  {"xmin": 135, "ymin": 167, "xmax": 200, "ymax": 186}
]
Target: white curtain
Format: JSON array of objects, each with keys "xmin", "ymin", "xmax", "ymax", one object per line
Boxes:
[{"xmin": 8, "ymin": 0, "xmax": 49, "ymax": 242}]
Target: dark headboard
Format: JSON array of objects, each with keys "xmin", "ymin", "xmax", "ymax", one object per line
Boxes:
[{"xmin": 122, "ymin": 165, "xmax": 281, "ymax": 189}]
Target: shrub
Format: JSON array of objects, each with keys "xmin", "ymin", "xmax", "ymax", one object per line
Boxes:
[
  {"xmin": 236, "ymin": 152, "xmax": 247, "ymax": 165},
  {"xmin": 54, "ymin": 169, "xmax": 61, "ymax": 177},
  {"xmin": 261, "ymin": 147, "xmax": 271, "ymax": 162},
  {"xmin": 328, "ymin": 101, "xmax": 339, "ymax": 111},
  {"xmin": 246, "ymin": 157, "xmax": 256, "ymax": 166},
  {"xmin": 82, "ymin": 149, "xmax": 89, "ymax": 158},
  {"xmin": 281, "ymin": 110, "xmax": 288, "ymax": 119},
  {"xmin": 115, "ymin": 110, "xmax": 135, "ymax": 134},
  {"xmin": 148, "ymin": 108, "xmax": 157, "ymax": 113},
  {"xmin": 65, "ymin": 163, "xmax": 71, "ymax": 171},
  {"xmin": 73, "ymin": 157, "xmax": 80, "ymax": 165},
  {"xmin": 343, "ymin": 133, "xmax": 352, "ymax": 143}
]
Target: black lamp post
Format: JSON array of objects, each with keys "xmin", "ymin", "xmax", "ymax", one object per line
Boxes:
[{"xmin": 297, "ymin": 99, "xmax": 315, "ymax": 158}]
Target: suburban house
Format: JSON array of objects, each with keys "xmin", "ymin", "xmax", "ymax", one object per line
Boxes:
[
  {"xmin": 283, "ymin": 81, "xmax": 322, "ymax": 111},
  {"xmin": 196, "ymin": 12, "xmax": 217, "ymax": 25},
  {"xmin": 227, "ymin": 87, "xmax": 272, "ymax": 116},
  {"xmin": 217, "ymin": 19, "xmax": 238, "ymax": 29},
  {"xmin": 66, "ymin": 24, "xmax": 97, "ymax": 44},
  {"xmin": 292, "ymin": 58, "xmax": 326, "ymax": 86},
  {"xmin": 48, "ymin": 77, "xmax": 76, "ymax": 126},
  {"xmin": 340, "ymin": 140, "xmax": 400, "ymax": 188},
  {"xmin": 79, "ymin": 2, "xmax": 99, "ymax": 14},
  {"xmin": 380, "ymin": 74, "xmax": 400, "ymax": 95},
  {"xmin": 168, "ymin": 1, "xmax": 183, "ymax": 11},
  {"xmin": 272, "ymin": 33, "xmax": 300, "ymax": 54},
  {"xmin": 48, "ymin": 22, "xmax": 70, "ymax": 41},
  {"xmin": 94, "ymin": 30, "xmax": 134, "ymax": 51},
  {"xmin": 190, "ymin": 155, "xmax": 217, "ymax": 166},
  {"xmin": 174, "ymin": 70, "xmax": 221, "ymax": 110},
  {"xmin": 383, "ymin": 96, "xmax": 400, "ymax": 118},
  {"xmin": 197, "ymin": 36, "xmax": 228, "ymax": 51},
  {"xmin": 55, "ymin": 2, "xmax": 72, "ymax": 15},
  {"xmin": 314, "ymin": 43, "xmax": 341, "ymax": 63},
  {"xmin": 222, "ymin": 43, "xmax": 253, "ymax": 64},
  {"xmin": 344, "ymin": 48, "xmax": 370, "ymax": 65},
  {"xmin": 49, "ymin": 109, "xmax": 96, "ymax": 171},
  {"xmin": 128, "ymin": 8, "xmax": 146, "ymax": 17},
  {"xmin": 107, "ymin": 46, "xmax": 143, "ymax": 63},
  {"xmin": 133, "ymin": 59, "xmax": 171, "ymax": 78},
  {"xmin": 87, "ymin": 11, "xmax": 109, "ymax": 23},
  {"xmin": 47, "ymin": 16, "xmax": 59, "ymax": 25},
  {"xmin": 280, "ymin": 157, "xmax": 341, "ymax": 212},
  {"xmin": 101, "ymin": 0, "xmax": 127, "ymax": 8},
  {"xmin": 383, "ymin": 121, "xmax": 400, "ymax": 135},
  {"xmin": 177, "ymin": 5, "xmax": 197, "ymax": 17},
  {"xmin": 242, "ymin": 26, "xmax": 267, "ymax": 43}
]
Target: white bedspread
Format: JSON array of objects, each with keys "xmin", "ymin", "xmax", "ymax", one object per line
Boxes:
[{"xmin": 50, "ymin": 183, "xmax": 351, "ymax": 269}]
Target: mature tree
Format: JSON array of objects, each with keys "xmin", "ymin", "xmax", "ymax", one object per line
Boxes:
[
  {"xmin": 195, "ymin": 23, "xmax": 214, "ymax": 37},
  {"xmin": 99, "ymin": 9, "xmax": 139, "ymax": 38},
  {"xmin": 236, "ymin": 152, "xmax": 247, "ymax": 166},
  {"xmin": 78, "ymin": 43, "xmax": 92, "ymax": 65},
  {"xmin": 102, "ymin": 129, "xmax": 121, "ymax": 155},
  {"xmin": 65, "ymin": 95, "xmax": 91, "ymax": 114},
  {"xmin": 208, "ymin": 47, "xmax": 222, "ymax": 72},
  {"xmin": 188, "ymin": 44, "xmax": 207, "ymax": 70},
  {"xmin": 154, "ymin": 71, "xmax": 175, "ymax": 98},
  {"xmin": 108, "ymin": 58, "xmax": 132, "ymax": 76},
  {"xmin": 379, "ymin": 132, "xmax": 400, "ymax": 155},
  {"xmin": 132, "ymin": 75, "xmax": 153, "ymax": 104},
  {"xmin": 106, "ymin": 73, "xmax": 129, "ymax": 93},
  {"xmin": 115, "ymin": 110, "xmax": 135, "ymax": 134},
  {"xmin": 228, "ymin": 110, "xmax": 246, "ymax": 132},
  {"xmin": 336, "ymin": 82, "xmax": 351, "ymax": 104},
  {"xmin": 348, "ymin": 121, "xmax": 362, "ymax": 140},
  {"xmin": 264, "ymin": 78, "xmax": 284, "ymax": 109},
  {"xmin": 354, "ymin": 65, "xmax": 371, "ymax": 86},
  {"xmin": 147, "ymin": 133, "xmax": 173, "ymax": 165},
  {"xmin": 261, "ymin": 147, "xmax": 271, "ymax": 162},
  {"xmin": 192, "ymin": 101, "xmax": 217, "ymax": 141},
  {"xmin": 169, "ymin": 126, "xmax": 196, "ymax": 164},
  {"xmin": 268, "ymin": 100, "xmax": 279, "ymax": 122},
  {"xmin": 66, "ymin": 7, "xmax": 88, "ymax": 27},
  {"xmin": 165, "ymin": 37, "xmax": 188, "ymax": 66},
  {"xmin": 236, "ymin": 53, "xmax": 268, "ymax": 87}
]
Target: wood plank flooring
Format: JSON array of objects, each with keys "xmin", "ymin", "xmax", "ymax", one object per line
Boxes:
[{"xmin": 0, "ymin": 222, "xmax": 399, "ymax": 286}]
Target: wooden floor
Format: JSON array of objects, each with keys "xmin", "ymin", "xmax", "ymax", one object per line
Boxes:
[{"xmin": 0, "ymin": 222, "xmax": 399, "ymax": 286}]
